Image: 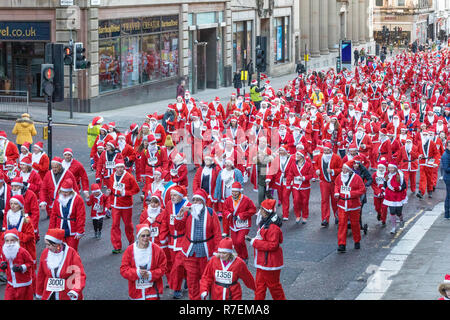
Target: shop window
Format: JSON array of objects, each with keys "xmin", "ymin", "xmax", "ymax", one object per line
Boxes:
[
  {"xmin": 161, "ymin": 32, "xmax": 179, "ymax": 78},
  {"xmin": 142, "ymin": 34, "xmax": 161, "ymax": 82},
  {"xmin": 121, "ymin": 36, "xmax": 140, "ymax": 88},
  {"xmin": 99, "ymin": 38, "xmax": 121, "ymax": 93},
  {"xmin": 273, "ymin": 17, "xmax": 289, "ymax": 63}
]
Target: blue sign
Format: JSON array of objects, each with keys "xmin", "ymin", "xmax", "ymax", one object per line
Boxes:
[
  {"xmin": 276, "ymin": 25, "xmax": 283, "ymax": 61},
  {"xmin": 0, "ymin": 21, "xmax": 51, "ymax": 41},
  {"xmin": 341, "ymin": 40, "xmax": 352, "ymax": 64}
]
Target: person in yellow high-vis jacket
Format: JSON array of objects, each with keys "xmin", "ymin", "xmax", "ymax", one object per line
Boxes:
[{"xmin": 87, "ymin": 116, "xmax": 104, "ymax": 149}]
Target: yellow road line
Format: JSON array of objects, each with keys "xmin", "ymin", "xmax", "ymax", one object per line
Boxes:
[{"xmin": 382, "ymin": 209, "xmax": 424, "ymax": 249}]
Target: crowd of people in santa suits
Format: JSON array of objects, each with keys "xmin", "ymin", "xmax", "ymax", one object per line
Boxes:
[{"xmin": 0, "ymin": 46, "xmax": 450, "ymax": 301}]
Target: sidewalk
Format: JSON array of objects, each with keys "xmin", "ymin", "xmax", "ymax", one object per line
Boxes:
[{"xmin": 358, "ymin": 201, "xmax": 450, "ymax": 300}]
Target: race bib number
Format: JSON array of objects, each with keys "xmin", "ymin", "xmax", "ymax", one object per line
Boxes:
[
  {"xmin": 155, "ymin": 133, "xmax": 161, "ymax": 139},
  {"xmin": 46, "ymin": 278, "xmax": 65, "ymax": 292},
  {"xmin": 135, "ymin": 278, "xmax": 153, "ymax": 290},
  {"xmin": 105, "ymin": 161, "xmax": 115, "ymax": 169},
  {"xmin": 427, "ymin": 159, "xmax": 435, "ymax": 165},
  {"xmin": 294, "ymin": 176, "xmax": 302, "ymax": 184},
  {"xmin": 7, "ymin": 171, "xmax": 16, "ymax": 179},
  {"xmin": 93, "ymin": 203, "xmax": 103, "ymax": 212},
  {"xmin": 113, "ymin": 181, "xmax": 125, "ymax": 192},
  {"xmin": 150, "ymin": 226, "xmax": 159, "ymax": 237},
  {"xmin": 148, "ymin": 157, "xmax": 158, "ymax": 166},
  {"xmin": 235, "ymin": 218, "xmax": 249, "ymax": 228},
  {"xmin": 170, "ymin": 169, "xmax": 178, "ymax": 176},
  {"xmin": 215, "ymin": 270, "xmax": 233, "ymax": 285},
  {"xmin": 282, "ymin": 178, "xmax": 287, "ymax": 184},
  {"xmin": 375, "ymin": 177, "xmax": 385, "ymax": 185},
  {"xmin": 340, "ymin": 185, "xmax": 351, "ymax": 196},
  {"xmin": 170, "ymin": 215, "xmax": 175, "ymax": 226}
]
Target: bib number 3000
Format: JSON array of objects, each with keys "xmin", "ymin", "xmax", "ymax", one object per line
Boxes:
[{"xmin": 46, "ymin": 278, "xmax": 65, "ymax": 292}]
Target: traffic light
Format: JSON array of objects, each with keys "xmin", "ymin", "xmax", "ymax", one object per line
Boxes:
[
  {"xmin": 74, "ymin": 42, "xmax": 91, "ymax": 71},
  {"xmin": 256, "ymin": 47, "xmax": 266, "ymax": 72},
  {"xmin": 40, "ymin": 64, "xmax": 55, "ymax": 97},
  {"xmin": 64, "ymin": 45, "xmax": 73, "ymax": 66}
]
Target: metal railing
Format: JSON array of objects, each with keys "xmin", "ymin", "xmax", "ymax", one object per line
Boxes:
[{"xmin": 0, "ymin": 90, "xmax": 29, "ymax": 114}]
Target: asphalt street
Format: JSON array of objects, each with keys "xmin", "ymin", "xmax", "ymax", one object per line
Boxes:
[{"xmin": 0, "ymin": 119, "xmax": 445, "ymax": 300}]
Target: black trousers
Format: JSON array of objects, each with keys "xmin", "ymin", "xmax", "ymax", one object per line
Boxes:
[
  {"xmin": 93, "ymin": 218, "xmax": 103, "ymax": 232},
  {"xmin": 389, "ymin": 206, "xmax": 403, "ymax": 216}
]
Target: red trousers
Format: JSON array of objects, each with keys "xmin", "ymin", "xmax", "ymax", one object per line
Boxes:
[
  {"xmin": 163, "ymin": 247, "xmax": 172, "ymax": 283},
  {"xmin": 320, "ymin": 181, "xmax": 338, "ymax": 222},
  {"xmin": 183, "ymin": 255, "xmax": 208, "ymax": 300},
  {"xmin": 292, "ymin": 188, "xmax": 310, "ymax": 219},
  {"xmin": 337, "ymin": 208, "xmax": 361, "ymax": 246},
  {"xmin": 402, "ymin": 170, "xmax": 417, "ymax": 192},
  {"xmin": 419, "ymin": 166, "xmax": 434, "ymax": 194},
  {"xmin": 277, "ymin": 185, "xmax": 291, "ymax": 218},
  {"xmin": 4, "ymin": 284, "xmax": 33, "ymax": 300},
  {"xmin": 254, "ymin": 269, "xmax": 286, "ymax": 300},
  {"xmin": 110, "ymin": 207, "xmax": 134, "ymax": 250},
  {"xmin": 169, "ymin": 250, "xmax": 186, "ymax": 291},
  {"xmin": 230, "ymin": 228, "xmax": 250, "ymax": 260},
  {"xmin": 65, "ymin": 236, "xmax": 80, "ymax": 252},
  {"xmin": 373, "ymin": 197, "xmax": 387, "ymax": 223},
  {"xmin": 432, "ymin": 166, "xmax": 439, "ymax": 187}
]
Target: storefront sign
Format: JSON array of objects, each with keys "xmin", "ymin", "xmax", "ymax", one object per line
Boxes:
[
  {"xmin": 161, "ymin": 16, "xmax": 179, "ymax": 31},
  {"xmin": 99, "ymin": 20, "xmax": 121, "ymax": 38},
  {"xmin": 0, "ymin": 21, "xmax": 51, "ymax": 41},
  {"xmin": 142, "ymin": 17, "xmax": 161, "ymax": 33},
  {"xmin": 121, "ymin": 18, "xmax": 142, "ymax": 35}
]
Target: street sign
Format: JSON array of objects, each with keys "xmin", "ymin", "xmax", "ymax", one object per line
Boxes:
[
  {"xmin": 304, "ymin": 54, "xmax": 309, "ymax": 62},
  {"xmin": 43, "ymin": 126, "xmax": 48, "ymax": 140}
]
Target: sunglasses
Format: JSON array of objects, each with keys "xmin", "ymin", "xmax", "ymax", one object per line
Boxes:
[{"xmin": 140, "ymin": 234, "xmax": 151, "ymax": 238}]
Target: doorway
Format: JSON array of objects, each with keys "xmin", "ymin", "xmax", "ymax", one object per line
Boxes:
[{"xmin": 197, "ymin": 28, "xmax": 217, "ymax": 90}]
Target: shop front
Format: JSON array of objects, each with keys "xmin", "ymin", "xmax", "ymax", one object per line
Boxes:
[{"xmin": 0, "ymin": 21, "xmax": 51, "ymax": 101}]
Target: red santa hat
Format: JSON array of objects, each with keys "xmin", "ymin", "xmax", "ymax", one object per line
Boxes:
[
  {"xmin": 217, "ymin": 237, "xmax": 234, "ymax": 254},
  {"xmin": 388, "ymin": 162, "xmax": 398, "ymax": 169},
  {"xmin": 3, "ymin": 228, "xmax": 19, "ymax": 241},
  {"xmin": 106, "ymin": 139, "xmax": 117, "ymax": 149},
  {"xmin": 405, "ymin": 135, "xmax": 413, "ymax": 142},
  {"xmin": 97, "ymin": 141, "xmax": 105, "ymax": 150},
  {"xmin": 90, "ymin": 183, "xmax": 101, "ymax": 192},
  {"xmin": 11, "ymin": 176, "xmax": 23, "ymax": 187},
  {"xmin": 214, "ymin": 96, "xmax": 220, "ymax": 102},
  {"xmin": 439, "ymin": 274, "xmax": 450, "ymax": 296},
  {"xmin": 34, "ymin": 141, "xmax": 44, "ymax": 151},
  {"xmin": 192, "ymin": 189, "xmax": 208, "ymax": 204},
  {"xmin": 5, "ymin": 160, "xmax": 15, "ymax": 168},
  {"xmin": 343, "ymin": 160, "xmax": 354, "ymax": 170},
  {"xmin": 45, "ymin": 229, "xmax": 66, "ymax": 244},
  {"xmin": 51, "ymin": 157, "xmax": 63, "ymax": 165},
  {"xmin": 100, "ymin": 124, "xmax": 109, "ymax": 132},
  {"xmin": 0, "ymin": 131, "xmax": 7, "ymax": 139},
  {"xmin": 147, "ymin": 112, "xmax": 158, "ymax": 120},
  {"xmin": 231, "ymin": 181, "xmax": 243, "ymax": 192},
  {"xmin": 150, "ymin": 190, "xmax": 163, "ymax": 204},
  {"xmin": 323, "ymin": 141, "xmax": 333, "ymax": 150},
  {"xmin": 136, "ymin": 224, "xmax": 151, "ymax": 238},
  {"xmin": 60, "ymin": 179, "xmax": 74, "ymax": 192},
  {"xmin": 10, "ymin": 194, "xmax": 24, "ymax": 208},
  {"xmin": 170, "ymin": 185, "xmax": 187, "ymax": 198},
  {"xmin": 147, "ymin": 134, "xmax": 157, "ymax": 145},
  {"xmin": 63, "ymin": 148, "xmax": 73, "ymax": 156},
  {"xmin": 91, "ymin": 116, "xmax": 104, "ymax": 126},
  {"xmin": 348, "ymin": 142, "xmax": 358, "ymax": 151},
  {"xmin": 251, "ymin": 79, "xmax": 257, "ymax": 85},
  {"xmin": 173, "ymin": 152, "xmax": 186, "ymax": 165},
  {"xmin": 129, "ymin": 123, "xmax": 139, "ymax": 132},
  {"xmin": 108, "ymin": 121, "xmax": 116, "ymax": 128},
  {"xmin": 115, "ymin": 159, "xmax": 125, "ymax": 168},
  {"xmin": 377, "ymin": 159, "xmax": 388, "ymax": 168},
  {"xmin": 261, "ymin": 199, "xmax": 277, "ymax": 213},
  {"xmin": 21, "ymin": 142, "xmax": 31, "ymax": 151},
  {"xmin": 20, "ymin": 155, "xmax": 32, "ymax": 166}
]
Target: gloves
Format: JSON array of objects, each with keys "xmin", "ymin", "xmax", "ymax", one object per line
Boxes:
[
  {"xmin": 95, "ymin": 178, "xmax": 100, "ymax": 184},
  {"xmin": 12, "ymin": 265, "xmax": 23, "ymax": 273},
  {"xmin": 0, "ymin": 261, "xmax": 7, "ymax": 271}
]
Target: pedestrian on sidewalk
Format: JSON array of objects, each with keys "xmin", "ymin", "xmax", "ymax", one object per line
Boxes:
[
  {"xmin": 176, "ymin": 79, "xmax": 186, "ymax": 100},
  {"xmin": 354, "ymin": 49, "xmax": 360, "ymax": 66},
  {"xmin": 233, "ymin": 71, "xmax": 242, "ymax": 96},
  {"xmin": 12, "ymin": 113, "xmax": 36, "ymax": 151},
  {"xmin": 440, "ymin": 139, "xmax": 450, "ymax": 219}
]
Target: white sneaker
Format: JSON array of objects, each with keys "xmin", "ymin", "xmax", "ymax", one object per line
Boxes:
[
  {"xmin": 390, "ymin": 227, "xmax": 396, "ymax": 234},
  {"xmin": 283, "ymin": 217, "xmax": 289, "ymax": 221}
]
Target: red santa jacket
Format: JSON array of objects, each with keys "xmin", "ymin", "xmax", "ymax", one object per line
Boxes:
[
  {"xmin": 371, "ymin": 171, "xmax": 386, "ymax": 198},
  {"xmin": 314, "ymin": 153, "xmax": 342, "ymax": 183},
  {"xmin": 169, "ymin": 163, "xmax": 188, "ymax": 188},
  {"xmin": 143, "ymin": 146, "xmax": 169, "ymax": 180},
  {"xmin": 417, "ymin": 139, "xmax": 439, "ymax": 167},
  {"xmin": 354, "ymin": 133, "xmax": 372, "ymax": 157},
  {"xmin": 119, "ymin": 144, "xmax": 137, "ymax": 171},
  {"xmin": 0, "ymin": 247, "xmax": 34, "ymax": 288},
  {"xmin": 139, "ymin": 208, "xmax": 166, "ymax": 247},
  {"xmin": 4, "ymin": 189, "xmax": 39, "ymax": 234},
  {"xmin": 398, "ymin": 145, "xmax": 419, "ymax": 171},
  {"xmin": 66, "ymin": 159, "xmax": 89, "ymax": 192},
  {"xmin": 251, "ymin": 221, "xmax": 284, "ymax": 271},
  {"xmin": 151, "ymin": 124, "xmax": 167, "ymax": 147},
  {"xmin": 268, "ymin": 155, "xmax": 293, "ymax": 188},
  {"xmin": 120, "ymin": 242, "xmax": 167, "ymax": 300},
  {"xmin": 31, "ymin": 152, "xmax": 49, "ymax": 181},
  {"xmin": 174, "ymin": 206, "xmax": 222, "ymax": 259},
  {"xmin": 20, "ymin": 170, "xmax": 41, "ymax": 196},
  {"xmin": 105, "ymin": 171, "xmax": 140, "ymax": 210},
  {"xmin": 199, "ymin": 255, "xmax": 256, "ymax": 300},
  {"xmin": 223, "ymin": 194, "xmax": 257, "ymax": 234},
  {"xmin": 0, "ymin": 141, "xmax": 19, "ymax": 166},
  {"xmin": 49, "ymin": 193, "xmax": 86, "ymax": 238},
  {"xmin": 193, "ymin": 166, "xmax": 220, "ymax": 202},
  {"xmin": 2, "ymin": 211, "xmax": 36, "ymax": 262},
  {"xmin": 86, "ymin": 192, "xmax": 109, "ymax": 219},
  {"xmin": 160, "ymin": 198, "xmax": 189, "ymax": 251},
  {"xmin": 36, "ymin": 244, "xmax": 86, "ymax": 300},
  {"xmin": 383, "ymin": 171, "xmax": 407, "ymax": 207},
  {"xmin": 334, "ymin": 172, "xmax": 366, "ymax": 211},
  {"xmin": 39, "ymin": 169, "xmax": 79, "ymax": 208},
  {"xmin": 286, "ymin": 158, "xmax": 314, "ymax": 190},
  {"xmin": 96, "ymin": 150, "xmax": 124, "ymax": 181}
]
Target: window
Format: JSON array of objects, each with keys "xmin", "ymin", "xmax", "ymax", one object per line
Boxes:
[
  {"xmin": 160, "ymin": 32, "xmax": 179, "ymax": 78},
  {"xmin": 397, "ymin": 0, "xmax": 405, "ymax": 6},
  {"xmin": 376, "ymin": 0, "xmax": 383, "ymax": 6},
  {"xmin": 99, "ymin": 38, "xmax": 121, "ymax": 93},
  {"xmin": 273, "ymin": 17, "xmax": 290, "ymax": 63},
  {"xmin": 141, "ymin": 34, "xmax": 161, "ymax": 82}
]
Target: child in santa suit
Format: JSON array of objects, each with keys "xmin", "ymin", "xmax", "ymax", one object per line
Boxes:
[
  {"xmin": 86, "ymin": 183, "xmax": 109, "ymax": 240},
  {"xmin": 383, "ymin": 163, "xmax": 408, "ymax": 234},
  {"xmin": 372, "ymin": 160, "xmax": 388, "ymax": 226},
  {"xmin": 246, "ymin": 199, "xmax": 286, "ymax": 300},
  {"xmin": 49, "ymin": 180, "xmax": 86, "ymax": 252},
  {"xmin": 438, "ymin": 274, "xmax": 450, "ymax": 300},
  {"xmin": 200, "ymin": 237, "xmax": 256, "ymax": 300},
  {"xmin": 120, "ymin": 224, "xmax": 167, "ymax": 300},
  {"xmin": 0, "ymin": 229, "xmax": 34, "ymax": 300},
  {"xmin": 222, "ymin": 182, "xmax": 257, "ymax": 262},
  {"xmin": 334, "ymin": 160, "xmax": 366, "ymax": 253},
  {"xmin": 192, "ymin": 153, "xmax": 219, "ymax": 209},
  {"xmin": 36, "ymin": 228, "xmax": 86, "ymax": 300},
  {"xmin": 169, "ymin": 152, "xmax": 188, "ymax": 188}
]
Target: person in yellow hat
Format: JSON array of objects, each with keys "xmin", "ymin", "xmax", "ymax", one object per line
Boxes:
[{"xmin": 12, "ymin": 113, "xmax": 37, "ymax": 151}]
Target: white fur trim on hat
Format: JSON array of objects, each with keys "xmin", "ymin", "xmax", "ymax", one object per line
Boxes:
[
  {"xmin": 192, "ymin": 194, "xmax": 206, "ymax": 203},
  {"xmin": 217, "ymin": 248, "xmax": 234, "ymax": 253},
  {"xmin": 10, "ymin": 197, "xmax": 24, "ymax": 208},
  {"xmin": 45, "ymin": 235, "xmax": 63, "ymax": 244},
  {"xmin": 137, "ymin": 226, "xmax": 151, "ymax": 238}
]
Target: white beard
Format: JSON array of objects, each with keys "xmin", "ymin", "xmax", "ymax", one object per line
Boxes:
[
  {"xmin": 323, "ymin": 153, "xmax": 332, "ymax": 163},
  {"xmin": 62, "ymin": 160, "xmax": 72, "ymax": 171},
  {"xmin": 376, "ymin": 170, "xmax": 385, "ymax": 178},
  {"xmin": 356, "ymin": 132, "xmax": 364, "ymax": 140},
  {"xmin": 32, "ymin": 152, "xmax": 43, "ymax": 165},
  {"xmin": 428, "ymin": 115, "xmax": 434, "ymax": 123},
  {"xmin": 191, "ymin": 203, "xmax": 204, "ymax": 221},
  {"xmin": 405, "ymin": 144, "xmax": 412, "ymax": 152},
  {"xmin": 2, "ymin": 242, "xmax": 19, "ymax": 261},
  {"xmin": 393, "ymin": 120, "xmax": 400, "ymax": 127},
  {"xmin": 20, "ymin": 171, "xmax": 31, "ymax": 182},
  {"xmin": 118, "ymin": 140, "xmax": 126, "ymax": 152},
  {"xmin": 387, "ymin": 109, "xmax": 394, "ymax": 117},
  {"xmin": 46, "ymin": 248, "xmax": 65, "ymax": 270},
  {"xmin": 348, "ymin": 109, "xmax": 355, "ymax": 118},
  {"xmin": 341, "ymin": 172, "xmax": 349, "ymax": 182},
  {"xmin": 11, "ymin": 189, "xmax": 21, "ymax": 196},
  {"xmin": 300, "ymin": 120, "xmax": 307, "ymax": 129},
  {"xmin": 58, "ymin": 193, "xmax": 74, "ymax": 207},
  {"xmin": 134, "ymin": 244, "xmax": 152, "ymax": 268},
  {"xmin": 7, "ymin": 210, "xmax": 22, "ymax": 227},
  {"xmin": 147, "ymin": 207, "xmax": 161, "ymax": 224}
]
